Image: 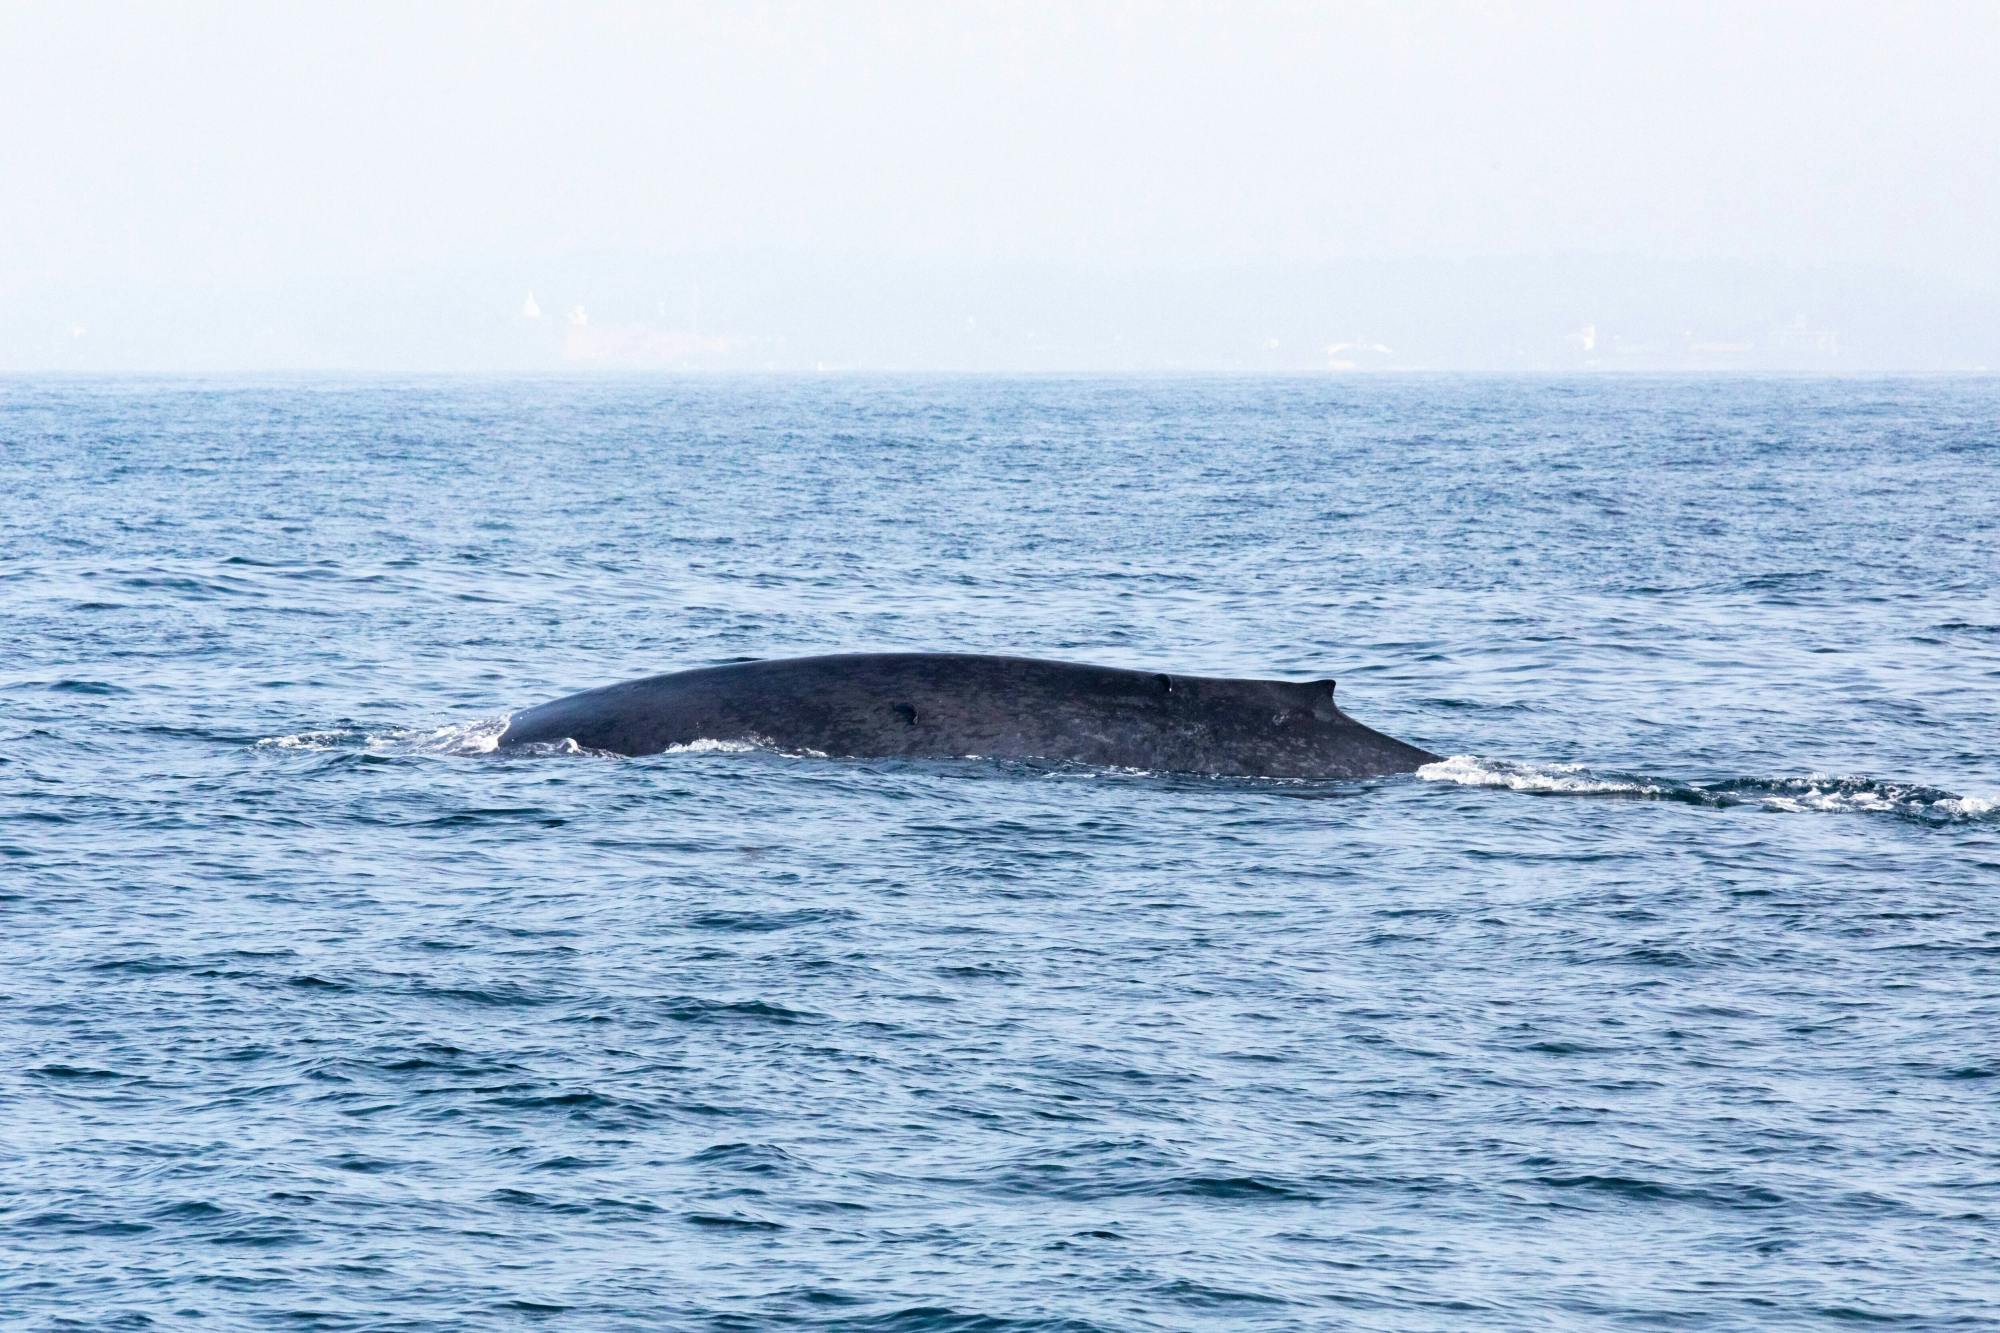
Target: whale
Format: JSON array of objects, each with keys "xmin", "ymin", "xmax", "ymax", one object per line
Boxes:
[{"xmin": 498, "ymin": 652, "xmax": 1439, "ymax": 779}]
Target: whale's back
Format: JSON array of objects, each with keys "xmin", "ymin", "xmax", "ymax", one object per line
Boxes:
[{"xmin": 499, "ymin": 652, "xmax": 1437, "ymax": 778}]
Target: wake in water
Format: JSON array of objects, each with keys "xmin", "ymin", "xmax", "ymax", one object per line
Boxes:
[
  {"xmin": 256, "ymin": 725, "xmax": 1998, "ymax": 826},
  {"xmin": 1420, "ymin": 756, "xmax": 1998, "ymax": 824}
]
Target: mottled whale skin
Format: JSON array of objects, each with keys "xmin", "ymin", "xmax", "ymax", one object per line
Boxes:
[{"xmin": 499, "ymin": 652, "xmax": 1439, "ymax": 779}]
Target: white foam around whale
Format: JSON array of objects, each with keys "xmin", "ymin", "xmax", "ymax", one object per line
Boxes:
[
  {"xmin": 658, "ymin": 738, "xmax": 763, "ymax": 754},
  {"xmin": 1420, "ymin": 755, "xmax": 1999, "ymax": 823},
  {"xmin": 1418, "ymin": 755, "xmax": 1668, "ymax": 797},
  {"xmin": 256, "ymin": 717, "xmax": 514, "ymax": 755}
]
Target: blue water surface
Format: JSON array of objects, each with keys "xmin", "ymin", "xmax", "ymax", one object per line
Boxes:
[{"xmin": 3, "ymin": 376, "xmax": 1997, "ymax": 1329}]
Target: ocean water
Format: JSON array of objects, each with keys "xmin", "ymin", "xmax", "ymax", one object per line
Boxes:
[{"xmin": 3, "ymin": 375, "xmax": 1997, "ymax": 1330}]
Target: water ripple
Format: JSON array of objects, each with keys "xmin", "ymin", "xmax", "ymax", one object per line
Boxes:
[{"xmin": 4, "ymin": 376, "xmax": 1998, "ymax": 1329}]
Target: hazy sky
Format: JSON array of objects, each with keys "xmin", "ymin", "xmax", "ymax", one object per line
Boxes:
[{"xmin": 4, "ymin": 0, "xmax": 1997, "ymax": 371}]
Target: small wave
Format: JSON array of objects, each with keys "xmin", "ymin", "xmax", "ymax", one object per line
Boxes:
[
  {"xmin": 44, "ymin": 678, "xmax": 130, "ymax": 696},
  {"xmin": 254, "ymin": 729, "xmax": 353, "ymax": 752},
  {"xmin": 658, "ymin": 995, "xmax": 821, "ymax": 1025},
  {"xmin": 1420, "ymin": 756, "xmax": 1998, "ymax": 824},
  {"xmin": 255, "ymin": 718, "xmax": 513, "ymax": 756},
  {"xmin": 684, "ymin": 1211, "xmax": 785, "ymax": 1232}
]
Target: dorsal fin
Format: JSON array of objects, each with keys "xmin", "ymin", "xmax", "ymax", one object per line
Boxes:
[{"xmin": 1281, "ymin": 677, "xmax": 1338, "ymax": 721}]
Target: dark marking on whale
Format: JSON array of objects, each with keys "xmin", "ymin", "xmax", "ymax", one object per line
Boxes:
[{"xmin": 498, "ymin": 652, "xmax": 1440, "ymax": 779}]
